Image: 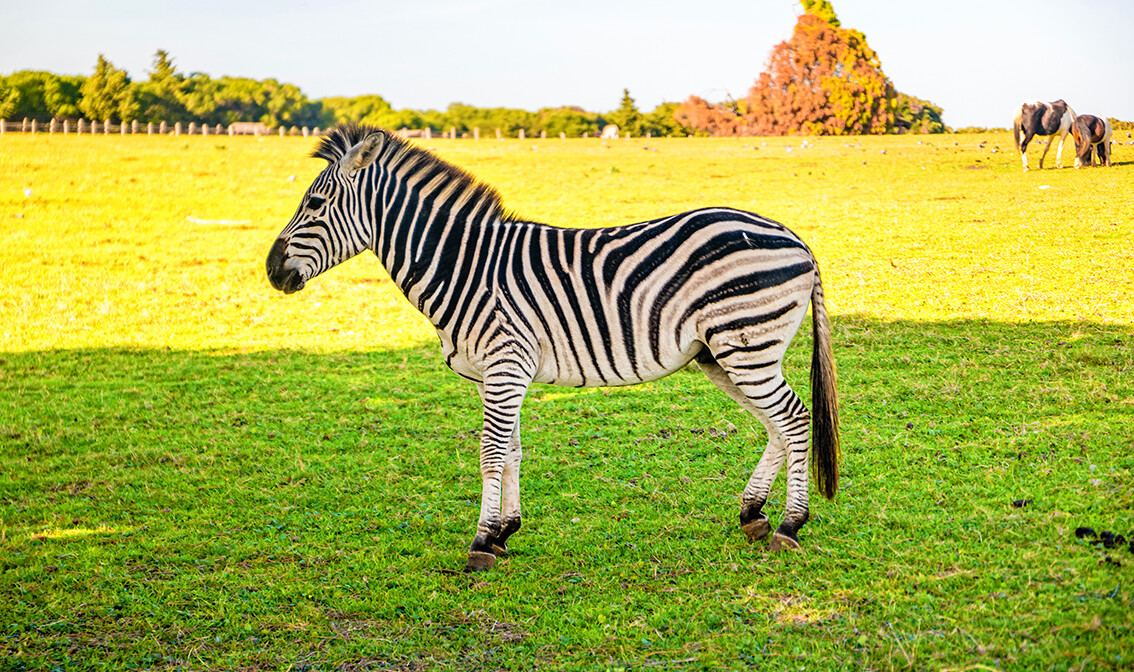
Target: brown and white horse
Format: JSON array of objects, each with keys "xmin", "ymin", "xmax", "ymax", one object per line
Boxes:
[
  {"xmin": 1070, "ymin": 114, "xmax": 1112, "ymax": 168},
  {"xmin": 1013, "ymin": 100, "xmax": 1076, "ymax": 171}
]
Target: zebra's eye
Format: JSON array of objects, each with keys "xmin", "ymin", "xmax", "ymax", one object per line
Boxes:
[{"xmin": 306, "ymin": 195, "xmax": 326, "ymax": 210}]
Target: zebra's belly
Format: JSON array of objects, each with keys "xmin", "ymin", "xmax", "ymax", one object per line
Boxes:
[{"xmin": 532, "ymin": 339, "xmax": 704, "ymax": 388}]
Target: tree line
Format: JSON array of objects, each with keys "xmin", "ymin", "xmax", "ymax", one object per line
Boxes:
[
  {"xmin": 0, "ymin": 51, "xmax": 688, "ymax": 138},
  {"xmin": 3, "ymin": 2, "xmax": 954, "ymax": 138}
]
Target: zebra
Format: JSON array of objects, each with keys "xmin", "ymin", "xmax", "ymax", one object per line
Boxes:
[{"xmin": 266, "ymin": 125, "xmax": 840, "ymax": 572}]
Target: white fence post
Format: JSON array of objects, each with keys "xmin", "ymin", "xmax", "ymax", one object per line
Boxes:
[
  {"xmin": 474, "ymin": 127, "xmax": 480, "ymax": 140},
  {"xmin": 104, "ymin": 119, "xmax": 111, "ymax": 135},
  {"xmin": 495, "ymin": 128, "xmax": 501, "ymax": 140}
]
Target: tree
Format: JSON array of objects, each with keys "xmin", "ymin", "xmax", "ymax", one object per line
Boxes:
[
  {"xmin": 893, "ymin": 92, "xmax": 945, "ymax": 133},
  {"xmin": 79, "ymin": 54, "xmax": 138, "ymax": 122},
  {"xmin": 674, "ymin": 96, "xmax": 744, "ymax": 137},
  {"xmin": 136, "ymin": 50, "xmax": 188, "ymax": 122},
  {"xmin": 322, "ymin": 94, "xmax": 395, "ymax": 125},
  {"xmin": 608, "ymin": 89, "xmax": 643, "ymax": 137},
  {"xmin": 261, "ymin": 79, "xmax": 323, "ymax": 127},
  {"xmin": 0, "ymin": 71, "xmax": 84, "ymax": 121},
  {"xmin": 180, "ymin": 72, "xmax": 221, "ymax": 122},
  {"xmin": 744, "ymin": 6, "xmax": 895, "ymax": 135},
  {"xmin": 537, "ymin": 106, "xmax": 600, "ymax": 137},
  {"xmin": 641, "ymin": 102, "xmax": 689, "ymax": 137},
  {"xmin": 800, "ymin": 0, "xmax": 839, "ymax": 27},
  {"xmin": 43, "ymin": 74, "xmax": 83, "ymax": 119}
]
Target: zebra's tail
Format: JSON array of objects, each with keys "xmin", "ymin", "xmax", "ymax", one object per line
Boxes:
[{"xmin": 809, "ymin": 269, "xmax": 840, "ymax": 500}]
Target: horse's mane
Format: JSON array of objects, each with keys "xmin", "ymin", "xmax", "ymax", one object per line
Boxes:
[{"xmin": 311, "ymin": 124, "xmax": 519, "ymax": 223}]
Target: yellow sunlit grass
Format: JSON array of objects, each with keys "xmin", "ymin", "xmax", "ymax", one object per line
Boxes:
[{"xmin": 2, "ymin": 132, "xmax": 1131, "ymax": 355}]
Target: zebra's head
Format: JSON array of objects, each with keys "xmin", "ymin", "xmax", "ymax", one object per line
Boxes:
[{"xmin": 267, "ymin": 127, "xmax": 387, "ymax": 294}]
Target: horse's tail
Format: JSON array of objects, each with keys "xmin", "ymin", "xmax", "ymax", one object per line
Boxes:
[
  {"xmin": 1013, "ymin": 106, "xmax": 1024, "ymax": 152},
  {"xmin": 809, "ymin": 268, "xmax": 840, "ymax": 500},
  {"xmin": 1070, "ymin": 116, "xmax": 1082, "ymax": 146}
]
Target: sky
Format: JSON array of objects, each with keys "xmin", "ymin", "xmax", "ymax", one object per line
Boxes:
[{"xmin": 2, "ymin": 0, "xmax": 1132, "ymax": 129}]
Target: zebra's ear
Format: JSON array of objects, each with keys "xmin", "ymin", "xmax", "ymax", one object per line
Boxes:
[{"xmin": 340, "ymin": 131, "xmax": 385, "ymax": 178}]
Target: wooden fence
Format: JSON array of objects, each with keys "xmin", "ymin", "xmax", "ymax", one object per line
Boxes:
[
  {"xmin": 0, "ymin": 118, "xmax": 317, "ymax": 137},
  {"xmin": 0, "ymin": 118, "xmax": 621, "ymax": 140}
]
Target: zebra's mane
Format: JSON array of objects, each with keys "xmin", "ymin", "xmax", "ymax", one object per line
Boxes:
[{"xmin": 312, "ymin": 124, "xmax": 518, "ymax": 223}]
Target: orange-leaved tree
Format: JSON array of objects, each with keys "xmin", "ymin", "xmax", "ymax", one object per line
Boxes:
[
  {"xmin": 674, "ymin": 96, "xmax": 746, "ymax": 137},
  {"xmin": 744, "ymin": 3, "xmax": 895, "ymax": 135}
]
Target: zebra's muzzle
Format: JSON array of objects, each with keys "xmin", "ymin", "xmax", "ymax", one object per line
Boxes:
[{"xmin": 266, "ymin": 238, "xmax": 306, "ymax": 294}]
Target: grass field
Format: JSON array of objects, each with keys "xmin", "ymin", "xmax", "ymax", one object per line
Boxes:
[{"xmin": 2, "ymin": 131, "xmax": 1133, "ymax": 670}]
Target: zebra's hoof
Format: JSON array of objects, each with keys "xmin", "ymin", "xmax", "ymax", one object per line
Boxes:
[
  {"xmin": 769, "ymin": 532, "xmax": 801, "ymax": 552},
  {"xmin": 465, "ymin": 551, "xmax": 496, "ymax": 572},
  {"xmin": 742, "ymin": 518, "xmax": 772, "ymax": 543},
  {"xmin": 491, "ymin": 540, "xmax": 508, "ymax": 556}
]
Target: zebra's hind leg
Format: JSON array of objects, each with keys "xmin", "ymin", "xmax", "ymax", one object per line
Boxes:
[
  {"xmin": 697, "ymin": 353, "xmax": 780, "ymax": 543},
  {"xmin": 466, "ymin": 378, "xmax": 529, "ymax": 572},
  {"xmin": 493, "ymin": 422, "xmax": 523, "ymax": 556},
  {"xmin": 698, "ymin": 350, "xmax": 811, "ymax": 551}
]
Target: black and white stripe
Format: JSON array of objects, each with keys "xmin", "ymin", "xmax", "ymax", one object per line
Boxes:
[{"xmin": 267, "ymin": 125, "xmax": 840, "ymax": 571}]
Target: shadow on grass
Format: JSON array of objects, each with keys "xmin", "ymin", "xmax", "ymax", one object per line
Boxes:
[{"xmin": 1, "ymin": 315, "xmax": 1132, "ymax": 670}]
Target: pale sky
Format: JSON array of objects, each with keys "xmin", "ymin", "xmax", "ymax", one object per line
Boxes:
[{"xmin": 2, "ymin": 0, "xmax": 1132, "ymax": 129}]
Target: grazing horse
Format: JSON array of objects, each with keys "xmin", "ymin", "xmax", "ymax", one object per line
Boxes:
[
  {"xmin": 1013, "ymin": 100, "xmax": 1076, "ymax": 171},
  {"xmin": 1070, "ymin": 114, "xmax": 1112, "ymax": 168}
]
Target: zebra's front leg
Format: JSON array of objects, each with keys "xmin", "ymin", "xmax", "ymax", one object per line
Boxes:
[{"xmin": 466, "ymin": 378, "xmax": 529, "ymax": 572}]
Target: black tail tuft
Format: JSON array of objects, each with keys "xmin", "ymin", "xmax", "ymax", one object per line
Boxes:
[{"xmin": 809, "ymin": 270, "xmax": 840, "ymax": 500}]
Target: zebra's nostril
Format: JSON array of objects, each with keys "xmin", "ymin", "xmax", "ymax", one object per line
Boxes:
[{"xmin": 266, "ymin": 238, "xmax": 293, "ymax": 291}]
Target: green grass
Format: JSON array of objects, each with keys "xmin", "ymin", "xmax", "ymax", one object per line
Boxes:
[{"xmin": 2, "ymin": 133, "xmax": 1133, "ymax": 670}]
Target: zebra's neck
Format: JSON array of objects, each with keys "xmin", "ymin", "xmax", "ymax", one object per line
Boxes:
[{"xmin": 371, "ymin": 142, "xmax": 516, "ymax": 326}]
